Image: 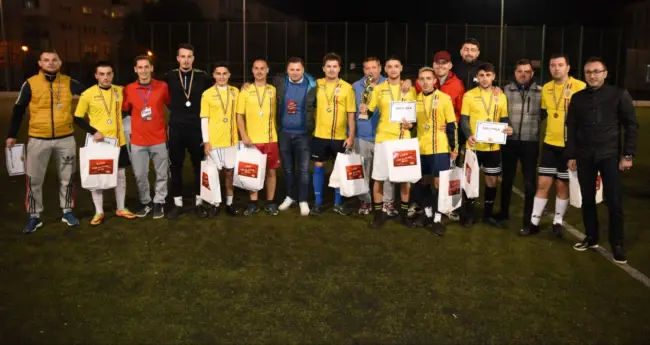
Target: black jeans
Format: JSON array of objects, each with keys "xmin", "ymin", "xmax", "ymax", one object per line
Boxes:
[
  {"xmin": 577, "ymin": 156, "xmax": 624, "ymax": 247},
  {"xmin": 168, "ymin": 125, "xmax": 203, "ymax": 198},
  {"xmin": 500, "ymin": 140, "xmax": 539, "ymax": 226},
  {"xmin": 279, "ymin": 132, "xmax": 311, "ymax": 202}
]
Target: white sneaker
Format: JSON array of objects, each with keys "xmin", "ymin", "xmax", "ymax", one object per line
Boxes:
[
  {"xmin": 279, "ymin": 197, "xmax": 294, "ymax": 211},
  {"xmin": 299, "ymin": 202, "xmax": 310, "ymax": 216}
]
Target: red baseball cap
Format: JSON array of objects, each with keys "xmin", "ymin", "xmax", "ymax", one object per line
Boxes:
[{"xmin": 433, "ymin": 51, "xmax": 451, "ymax": 63}]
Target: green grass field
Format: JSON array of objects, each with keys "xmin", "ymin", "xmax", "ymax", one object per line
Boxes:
[{"xmin": 1, "ymin": 99, "xmax": 649, "ymax": 344}]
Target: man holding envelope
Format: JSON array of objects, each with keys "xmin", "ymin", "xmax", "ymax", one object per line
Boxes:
[
  {"xmin": 460, "ymin": 63, "xmax": 513, "ymax": 228},
  {"xmin": 359, "ymin": 56, "xmax": 417, "ymax": 228}
]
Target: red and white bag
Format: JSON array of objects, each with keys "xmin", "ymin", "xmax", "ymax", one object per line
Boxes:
[
  {"xmin": 329, "ymin": 152, "xmax": 368, "ymax": 197},
  {"xmin": 462, "ymin": 149, "xmax": 480, "ymax": 198},
  {"xmin": 200, "ymin": 156, "xmax": 222, "ymax": 205},
  {"xmin": 384, "ymin": 138, "xmax": 421, "ymax": 183},
  {"xmin": 569, "ymin": 170, "xmax": 603, "ymax": 208},
  {"xmin": 438, "ymin": 163, "xmax": 463, "ymax": 213},
  {"xmin": 79, "ymin": 141, "xmax": 120, "ymax": 191},
  {"xmin": 233, "ymin": 146, "xmax": 267, "ymax": 192}
]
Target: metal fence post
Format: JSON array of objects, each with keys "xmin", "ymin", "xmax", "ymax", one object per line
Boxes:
[
  {"xmin": 168, "ymin": 23, "xmax": 172, "ymax": 66},
  {"xmin": 265, "ymin": 21, "xmax": 268, "ymax": 61},
  {"xmin": 304, "ymin": 21, "xmax": 308, "ymax": 65},
  {"xmin": 188, "ymin": 21, "xmax": 191, "ymax": 44},
  {"xmin": 578, "ymin": 26, "xmax": 584, "ymax": 79},
  {"xmin": 560, "ymin": 27, "xmax": 565, "ymax": 55},
  {"xmin": 325, "ymin": 22, "xmax": 328, "ymax": 54},
  {"xmin": 364, "ymin": 23, "xmax": 368, "ymax": 58},
  {"xmin": 226, "ymin": 21, "xmax": 230, "ymax": 65},
  {"xmin": 284, "ymin": 21, "xmax": 288, "ymax": 60},
  {"xmin": 404, "ymin": 23, "xmax": 408, "ymax": 64},
  {"xmin": 444, "ymin": 23, "xmax": 448, "ymax": 49},
  {"xmin": 541, "ymin": 24, "xmax": 546, "ymax": 84},
  {"xmin": 207, "ymin": 22, "xmax": 211, "ymax": 62},
  {"xmin": 384, "ymin": 21, "xmax": 388, "ymax": 61},
  {"xmin": 424, "ymin": 23, "xmax": 428, "ymax": 65},
  {"xmin": 344, "ymin": 21, "xmax": 348, "ymax": 80},
  {"xmin": 615, "ymin": 28, "xmax": 622, "ymax": 86},
  {"xmin": 150, "ymin": 23, "xmax": 154, "ymax": 52}
]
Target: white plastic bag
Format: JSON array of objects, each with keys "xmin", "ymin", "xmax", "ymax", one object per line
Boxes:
[
  {"xmin": 200, "ymin": 156, "xmax": 222, "ymax": 205},
  {"xmin": 438, "ymin": 166, "xmax": 463, "ymax": 213},
  {"xmin": 79, "ymin": 143, "xmax": 120, "ymax": 190},
  {"xmin": 233, "ymin": 146, "xmax": 267, "ymax": 192},
  {"xmin": 569, "ymin": 170, "xmax": 603, "ymax": 208},
  {"xmin": 384, "ymin": 138, "xmax": 421, "ymax": 183},
  {"xmin": 462, "ymin": 149, "xmax": 480, "ymax": 198},
  {"xmin": 329, "ymin": 152, "xmax": 368, "ymax": 197}
]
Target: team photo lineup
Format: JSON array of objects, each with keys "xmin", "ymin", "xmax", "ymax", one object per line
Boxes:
[{"xmin": 5, "ymin": 37, "xmax": 639, "ymax": 263}]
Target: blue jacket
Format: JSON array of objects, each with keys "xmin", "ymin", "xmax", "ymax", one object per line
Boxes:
[
  {"xmin": 352, "ymin": 75, "xmax": 387, "ymax": 142},
  {"xmin": 274, "ymin": 73, "xmax": 317, "ymax": 134}
]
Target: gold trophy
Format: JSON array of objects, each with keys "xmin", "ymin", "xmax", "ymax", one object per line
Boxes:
[{"xmin": 358, "ymin": 75, "xmax": 374, "ymax": 120}]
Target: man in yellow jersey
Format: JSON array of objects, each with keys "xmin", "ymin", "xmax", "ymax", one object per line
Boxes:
[
  {"xmin": 310, "ymin": 52, "xmax": 356, "ymax": 216},
  {"xmin": 201, "ymin": 62, "xmax": 241, "ymax": 218},
  {"xmin": 460, "ymin": 63, "xmax": 513, "ymax": 228},
  {"xmin": 359, "ymin": 56, "xmax": 416, "ymax": 228},
  {"xmin": 411, "ymin": 67, "xmax": 458, "ymax": 235},
  {"xmin": 523, "ymin": 54, "xmax": 586, "ymax": 237},
  {"xmin": 74, "ymin": 61, "xmax": 136, "ymax": 225},
  {"xmin": 236, "ymin": 58, "xmax": 280, "ymax": 216}
]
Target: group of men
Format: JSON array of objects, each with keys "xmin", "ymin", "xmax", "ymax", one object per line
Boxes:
[{"xmin": 5, "ymin": 38, "xmax": 638, "ymax": 263}]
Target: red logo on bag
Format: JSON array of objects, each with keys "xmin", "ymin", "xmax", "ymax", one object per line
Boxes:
[
  {"xmin": 393, "ymin": 150, "xmax": 417, "ymax": 167},
  {"xmin": 465, "ymin": 163, "xmax": 472, "ymax": 184},
  {"xmin": 238, "ymin": 162, "xmax": 259, "ymax": 178},
  {"xmin": 595, "ymin": 174, "xmax": 601, "ymax": 191},
  {"xmin": 89, "ymin": 159, "xmax": 114, "ymax": 175},
  {"xmin": 449, "ymin": 179, "xmax": 461, "ymax": 195},
  {"xmin": 202, "ymin": 172, "xmax": 210, "ymax": 190},
  {"xmin": 345, "ymin": 165, "xmax": 364, "ymax": 180}
]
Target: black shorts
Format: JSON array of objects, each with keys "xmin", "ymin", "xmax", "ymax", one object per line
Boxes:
[
  {"xmin": 118, "ymin": 145, "xmax": 131, "ymax": 169},
  {"xmin": 311, "ymin": 137, "xmax": 345, "ymax": 162},
  {"xmin": 475, "ymin": 150, "xmax": 501, "ymax": 176},
  {"xmin": 538, "ymin": 143, "xmax": 569, "ymax": 180}
]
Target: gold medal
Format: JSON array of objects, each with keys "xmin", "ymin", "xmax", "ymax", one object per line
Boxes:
[
  {"xmin": 223, "ymin": 118, "xmax": 228, "ymax": 123},
  {"xmin": 424, "ymin": 124, "xmax": 431, "ymax": 131},
  {"xmin": 327, "ymin": 108, "xmax": 332, "ymax": 113}
]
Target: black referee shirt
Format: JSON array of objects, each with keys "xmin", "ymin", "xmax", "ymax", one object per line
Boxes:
[{"xmin": 164, "ymin": 68, "xmax": 213, "ymax": 128}]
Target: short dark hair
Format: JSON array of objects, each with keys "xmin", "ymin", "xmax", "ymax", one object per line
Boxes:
[
  {"xmin": 322, "ymin": 52, "xmax": 341, "ymax": 67},
  {"xmin": 462, "ymin": 38, "xmax": 481, "ymax": 50},
  {"xmin": 39, "ymin": 49, "xmax": 59, "ymax": 59},
  {"xmin": 363, "ymin": 56, "xmax": 381, "ymax": 66},
  {"xmin": 477, "ymin": 62, "xmax": 496, "ymax": 74},
  {"xmin": 178, "ymin": 43, "xmax": 195, "ymax": 55},
  {"xmin": 133, "ymin": 55, "xmax": 152, "ymax": 66},
  {"xmin": 584, "ymin": 56, "xmax": 608, "ymax": 70},
  {"xmin": 212, "ymin": 61, "xmax": 229, "ymax": 72},
  {"xmin": 287, "ymin": 57, "xmax": 304, "ymax": 67},
  {"xmin": 94, "ymin": 60, "xmax": 114, "ymax": 73},
  {"xmin": 252, "ymin": 58, "xmax": 268, "ymax": 67},
  {"xmin": 385, "ymin": 55, "xmax": 402, "ymax": 64},
  {"xmin": 515, "ymin": 59, "xmax": 533, "ymax": 69},
  {"xmin": 550, "ymin": 54, "xmax": 570, "ymax": 65}
]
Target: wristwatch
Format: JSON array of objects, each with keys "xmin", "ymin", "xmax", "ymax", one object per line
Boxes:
[{"xmin": 623, "ymin": 155, "xmax": 634, "ymax": 161}]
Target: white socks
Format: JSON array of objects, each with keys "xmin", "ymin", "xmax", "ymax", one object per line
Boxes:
[
  {"xmin": 116, "ymin": 169, "xmax": 126, "ymax": 211},
  {"xmin": 174, "ymin": 195, "xmax": 203, "ymax": 207},
  {"xmin": 92, "ymin": 168, "xmax": 127, "ymax": 214},
  {"xmin": 531, "ymin": 197, "xmax": 548, "ymax": 226},
  {"xmin": 554, "ymin": 198, "xmax": 568, "ymax": 225},
  {"xmin": 531, "ymin": 197, "xmax": 568, "ymax": 225},
  {"xmin": 299, "ymin": 202, "xmax": 310, "ymax": 216},
  {"xmin": 434, "ymin": 212, "xmax": 442, "ymax": 223},
  {"xmin": 425, "ymin": 207, "xmax": 433, "ymax": 217},
  {"xmin": 227, "ymin": 195, "xmax": 233, "ymax": 206}
]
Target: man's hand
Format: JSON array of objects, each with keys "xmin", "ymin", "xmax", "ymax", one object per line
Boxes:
[
  {"xmin": 468, "ymin": 135, "xmax": 476, "ymax": 147},
  {"xmin": 493, "ymin": 87, "xmax": 503, "ymax": 96},
  {"xmin": 619, "ymin": 158, "xmax": 633, "ymax": 172},
  {"xmin": 241, "ymin": 82, "xmax": 251, "ymax": 90},
  {"xmin": 439, "ymin": 124, "xmax": 446, "ymax": 131},
  {"xmin": 504, "ymin": 126, "xmax": 513, "ymax": 135},
  {"xmin": 401, "ymin": 118, "xmax": 413, "ymax": 130},
  {"xmin": 5, "ymin": 138, "xmax": 16, "ymax": 148},
  {"xmin": 343, "ymin": 136, "xmax": 354, "ymax": 150},
  {"xmin": 567, "ymin": 159, "xmax": 577, "ymax": 171},
  {"xmin": 93, "ymin": 131, "xmax": 105, "ymax": 142},
  {"xmin": 242, "ymin": 136, "xmax": 253, "ymax": 147},
  {"xmin": 401, "ymin": 79, "xmax": 412, "ymax": 93},
  {"xmin": 451, "ymin": 151, "xmax": 459, "ymax": 161},
  {"xmin": 359, "ymin": 104, "xmax": 368, "ymax": 114},
  {"xmin": 204, "ymin": 142, "xmax": 212, "ymax": 156}
]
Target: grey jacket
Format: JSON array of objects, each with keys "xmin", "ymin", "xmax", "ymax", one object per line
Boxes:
[{"xmin": 504, "ymin": 81, "xmax": 543, "ymax": 141}]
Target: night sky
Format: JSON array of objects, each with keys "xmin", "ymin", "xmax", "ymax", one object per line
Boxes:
[{"xmin": 278, "ymin": 0, "xmax": 638, "ymax": 26}]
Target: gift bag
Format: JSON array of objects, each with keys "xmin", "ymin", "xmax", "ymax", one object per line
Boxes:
[
  {"xmin": 233, "ymin": 146, "xmax": 267, "ymax": 191},
  {"xmin": 384, "ymin": 138, "xmax": 422, "ymax": 183},
  {"xmin": 200, "ymin": 156, "xmax": 222, "ymax": 205},
  {"xmin": 462, "ymin": 149, "xmax": 480, "ymax": 198},
  {"xmin": 438, "ymin": 166, "xmax": 463, "ymax": 213},
  {"xmin": 79, "ymin": 142, "xmax": 120, "ymax": 190},
  {"xmin": 569, "ymin": 170, "xmax": 603, "ymax": 208},
  {"xmin": 329, "ymin": 152, "xmax": 368, "ymax": 197}
]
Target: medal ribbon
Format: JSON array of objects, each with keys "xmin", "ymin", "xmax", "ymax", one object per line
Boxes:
[
  {"xmin": 50, "ymin": 77, "xmax": 62, "ymax": 105},
  {"xmin": 215, "ymin": 85, "xmax": 231, "ymax": 119},
  {"xmin": 136, "ymin": 85, "xmax": 152, "ymax": 107},
  {"xmin": 178, "ymin": 69, "xmax": 194, "ymax": 102},
  {"xmin": 552, "ymin": 80, "xmax": 570, "ymax": 113},
  {"xmin": 479, "ymin": 88, "xmax": 495, "ymax": 122},
  {"xmin": 324, "ymin": 82, "xmax": 341, "ymax": 110},
  {"xmin": 255, "ymin": 84, "xmax": 269, "ymax": 114},
  {"xmin": 97, "ymin": 86, "xmax": 114, "ymax": 118}
]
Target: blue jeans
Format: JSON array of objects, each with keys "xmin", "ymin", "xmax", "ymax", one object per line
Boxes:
[{"xmin": 279, "ymin": 132, "xmax": 311, "ymax": 202}]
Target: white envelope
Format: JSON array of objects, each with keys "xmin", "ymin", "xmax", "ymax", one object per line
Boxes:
[{"xmin": 5, "ymin": 144, "xmax": 26, "ymax": 176}]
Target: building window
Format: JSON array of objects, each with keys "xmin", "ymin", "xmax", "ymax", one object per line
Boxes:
[
  {"xmin": 24, "ymin": 0, "xmax": 40, "ymax": 9},
  {"xmin": 82, "ymin": 6, "xmax": 92, "ymax": 14},
  {"xmin": 111, "ymin": 8, "xmax": 125, "ymax": 18}
]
